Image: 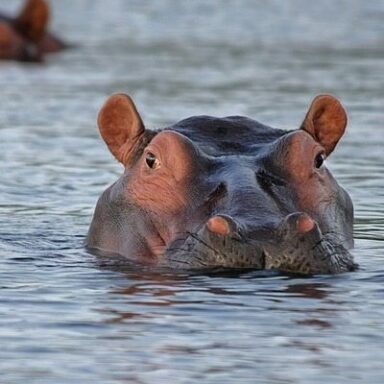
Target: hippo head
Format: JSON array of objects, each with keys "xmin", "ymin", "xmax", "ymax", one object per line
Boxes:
[
  {"xmin": 0, "ymin": 0, "xmax": 64, "ymax": 62},
  {"xmin": 87, "ymin": 94, "xmax": 356, "ymax": 274}
]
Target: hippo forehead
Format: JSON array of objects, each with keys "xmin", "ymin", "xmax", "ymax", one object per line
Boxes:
[{"xmin": 169, "ymin": 115, "xmax": 288, "ymax": 157}]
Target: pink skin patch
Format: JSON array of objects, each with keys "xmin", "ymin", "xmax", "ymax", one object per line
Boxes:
[
  {"xmin": 296, "ymin": 214, "xmax": 315, "ymax": 234},
  {"xmin": 206, "ymin": 216, "xmax": 231, "ymax": 236}
]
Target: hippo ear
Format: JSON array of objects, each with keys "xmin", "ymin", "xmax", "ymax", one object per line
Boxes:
[
  {"xmin": 98, "ymin": 93, "xmax": 155, "ymax": 166},
  {"xmin": 14, "ymin": 0, "xmax": 49, "ymax": 43},
  {"xmin": 0, "ymin": 22, "xmax": 15, "ymax": 47},
  {"xmin": 301, "ymin": 95, "xmax": 347, "ymax": 155}
]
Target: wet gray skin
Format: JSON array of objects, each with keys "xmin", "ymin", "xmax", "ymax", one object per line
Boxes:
[
  {"xmin": 160, "ymin": 156, "xmax": 354, "ymax": 274},
  {"xmin": 87, "ymin": 93, "xmax": 356, "ymax": 274}
]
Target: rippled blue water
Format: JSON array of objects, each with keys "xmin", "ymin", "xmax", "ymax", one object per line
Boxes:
[{"xmin": 0, "ymin": 1, "xmax": 383, "ymax": 383}]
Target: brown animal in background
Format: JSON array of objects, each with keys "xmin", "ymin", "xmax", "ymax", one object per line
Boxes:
[{"xmin": 0, "ymin": 0, "xmax": 67, "ymax": 62}]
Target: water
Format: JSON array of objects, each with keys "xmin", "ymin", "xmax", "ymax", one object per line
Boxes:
[{"xmin": 0, "ymin": 0, "xmax": 383, "ymax": 383}]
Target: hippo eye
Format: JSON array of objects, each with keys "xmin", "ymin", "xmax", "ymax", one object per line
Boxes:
[
  {"xmin": 315, "ymin": 152, "xmax": 326, "ymax": 169},
  {"xmin": 145, "ymin": 152, "xmax": 159, "ymax": 169}
]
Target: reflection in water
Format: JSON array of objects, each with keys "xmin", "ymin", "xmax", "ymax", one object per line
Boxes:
[
  {"xmin": 284, "ymin": 283, "xmax": 330, "ymax": 300},
  {"xmin": 285, "ymin": 284, "xmax": 333, "ymax": 329},
  {"xmin": 296, "ymin": 318, "xmax": 332, "ymax": 329},
  {"xmin": 101, "ymin": 272, "xmax": 337, "ymax": 327},
  {"xmin": 96, "ymin": 275, "xmax": 342, "ymax": 379}
]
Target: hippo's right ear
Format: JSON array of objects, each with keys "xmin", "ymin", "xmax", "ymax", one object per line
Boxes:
[{"xmin": 98, "ymin": 94, "xmax": 155, "ymax": 166}]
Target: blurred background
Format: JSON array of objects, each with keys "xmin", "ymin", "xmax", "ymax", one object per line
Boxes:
[{"xmin": 0, "ymin": 1, "xmax": 383, "ymax": 383}]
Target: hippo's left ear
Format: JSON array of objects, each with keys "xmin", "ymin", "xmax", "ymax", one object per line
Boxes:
[
  {"xmin": 301, "ymin": 95, "xmax": 347, "ymax": 155},
  {"xmin": 13, "ymin": 0, "xmax": 49, "ymax": 43}
]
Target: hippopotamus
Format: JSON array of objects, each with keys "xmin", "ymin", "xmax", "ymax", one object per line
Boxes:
[
  {"xmin": 0, "ymin": 0, "xmax": 67, "ymax": 62},
  {"xmin": 87, "ymin": 93, "xmax": 356, "ymax": 274}
]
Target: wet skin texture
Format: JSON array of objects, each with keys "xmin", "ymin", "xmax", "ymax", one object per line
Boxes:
[
  {"xmin": 87, "ymin": 93, "xmax": 356, "ymax": 274},
  {"xmin": 0, "ymin": 0, "xmax": 67, "ymax": 62}
]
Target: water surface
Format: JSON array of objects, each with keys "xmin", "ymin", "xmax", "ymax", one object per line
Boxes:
[{"xmin": 0, "ymin": 1, "xmax": 383, "ymax": 383}]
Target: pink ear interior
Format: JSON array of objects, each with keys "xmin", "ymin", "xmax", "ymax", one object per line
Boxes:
[
  {"xmin": 301, "ymin": 94, "xmax": 347, "ymax": 155},
  {"xmin": 97, "ymin": 93, "xmax": 146, "ymax": 165}
]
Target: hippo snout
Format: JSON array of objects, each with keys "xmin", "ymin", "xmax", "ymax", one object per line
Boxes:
[
  {"xmin": 263, "ymin": 213, "xmax": 357, "ymax": 274},
  {"xmin": 163, "ymin": 212, "xmax": 356, "ymax": 274}
]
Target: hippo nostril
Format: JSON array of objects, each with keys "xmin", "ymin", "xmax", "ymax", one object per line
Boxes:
[
  {"xmin": 206, "ymin": 215, "xmax": 231, "ymax": 236},
  {"xmin": 281, "ymin": 212, "xmax": 318, "ymax": 237},
  {"xmin": 206, "ymin": 214, "xmax": 241, "ymax": 239},
  {"xmin": 296, "ymin": 214, "xmax": 315, "ymax": 234}
]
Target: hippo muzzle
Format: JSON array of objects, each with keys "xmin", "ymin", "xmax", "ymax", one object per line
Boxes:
[
  {"xmin": 163, "ymin": 212, "xmax": 356, "ymax": 274},
  {"xmin": 87, "ymin": 93, "xmax": 356, "ymax": 275}
]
